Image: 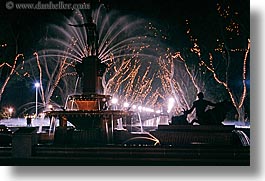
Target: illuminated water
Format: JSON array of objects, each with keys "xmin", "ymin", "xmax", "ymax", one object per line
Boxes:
[
  {"xmin": 0, "ymin": 118, "xmax": 72, "ymax": 128},
  {"xmin": 16, "ymin": 4, "xmax": 180, "ymax": 116}
]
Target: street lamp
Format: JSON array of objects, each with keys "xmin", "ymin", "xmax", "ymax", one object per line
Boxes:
[
  {"xmin": 34, "ymin": 82, "xmax": 40, "ymax": 118},
  {"xmin": 7, "ymin": 107, "xmax": 13, "ymax": 118},
  {"xmin": 111, "ymin": 97, "xmax": 118, "ymax": 110}
]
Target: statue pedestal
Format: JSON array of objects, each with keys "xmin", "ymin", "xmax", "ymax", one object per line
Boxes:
[
  {"xmin": 12, "ymin": 127, "xmax": 38, "ymax": 158},
  {"xmin": 150, "ymin": 125, "xmax": 235, "ymax": 145}
]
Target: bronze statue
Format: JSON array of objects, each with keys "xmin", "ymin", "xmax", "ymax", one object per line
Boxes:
[{"xmin": 69, "ymin": 16, "xmax": 99, "ymax": 56}]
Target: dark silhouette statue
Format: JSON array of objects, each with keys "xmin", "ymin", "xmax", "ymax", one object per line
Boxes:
[
  {"xmin": 185, "ymin": 92, "xmax": 216, "ymax": 125},
  {"xmin": 171, "ymin": 93, "xmax": 234, "ymax": 125},
  {"xmin": 69, "ymin": 16, "xmax": 99, "ymax": 56},
  {"xmin": 199, "ymin": 100, "xmax": 234, "ymax": 125},
  {"xmin": 170, "ymin": 109, "xmax": 191, "ymax": 125}
]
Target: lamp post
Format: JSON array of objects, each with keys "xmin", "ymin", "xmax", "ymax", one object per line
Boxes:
[{"xmin": 34, "ymin": 82, "xmax": 40, "ymax": 118}]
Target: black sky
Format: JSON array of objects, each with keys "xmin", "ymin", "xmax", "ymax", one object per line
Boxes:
[
  {"xmin": 107, "ymin": 0, "xmax": 216, "ymax": 19},
  {"xmin": 0, "ymin": 0, "xmax": 227, "ymax": 53},
  {"xmin": 0, "ymin": 0, "xmax": 217, "ymax": 22},
  {"xmin": 0, "ymin": 0, "xmax": 250, "ymax": 67}
]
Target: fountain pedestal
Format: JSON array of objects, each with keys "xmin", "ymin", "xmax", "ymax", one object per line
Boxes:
[{"xmin": 76, "ymin": 56, "xmax": 105, "ymax": 94}]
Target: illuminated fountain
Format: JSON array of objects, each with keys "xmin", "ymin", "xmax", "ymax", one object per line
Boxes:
[
  {"xmin": 46, "ymin": 58, "xmax": 139, "ymax": 144},
  {"xmin": 44, "ymin": 11, "xmax": 152, "ymax": 145}
]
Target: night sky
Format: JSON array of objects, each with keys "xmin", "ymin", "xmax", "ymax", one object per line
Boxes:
[
  {"xmin": 0, "ymin": 0, "xmax": 250, "ymax": 116},
  {"xmin": 0, "ymin": 0, "xmax": 249, "ymax": 56}
]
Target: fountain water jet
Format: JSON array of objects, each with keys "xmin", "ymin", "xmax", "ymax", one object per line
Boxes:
[{"xmin": 45, "ymin": 9, "xmax": 142, "ymax": 145}]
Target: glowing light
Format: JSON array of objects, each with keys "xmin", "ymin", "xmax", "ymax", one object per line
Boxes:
[
  {"xmin": 167, "ymin": 97, "xmax": 175, "ymax": 113},
  {"xmin": 111, "ymin": 97, "xmax": 118, "ymax": 104},
  {"xmin": 6, "ymin": 107, "xmax": 14, "ymax": 118},
  {"xmin": 123, "ymin": 102, "xmax": 129, "ymax": 108},
  {"xmin": 8, "ymin": 107, "xmax": 13, "ymax": 114},
  {"xmin": 156, "ymin": 110, "xmax": 161, "ymax": 114},
  {"xmin": 34, "ymin": 82, "xmax": 40, "ymax": 88},
  {"xmin": 146, "ymin": 108, "xmax": 154, "ymax": 113}
]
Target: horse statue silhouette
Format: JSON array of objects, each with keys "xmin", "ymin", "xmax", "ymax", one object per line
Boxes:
[
  {"xmin": 170, "ymin": 109, "xmax": 190, "ymax": 125},
  {"xmin": 170, "ymin": 100, "xmax": 234, "ymax": 125}
]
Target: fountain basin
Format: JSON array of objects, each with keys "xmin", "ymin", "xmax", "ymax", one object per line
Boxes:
[{"xmin": 46, "ymin": 110, "xmax": 137, "ymax": 130}]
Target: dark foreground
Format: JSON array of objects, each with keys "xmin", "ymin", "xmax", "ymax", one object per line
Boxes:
[
  {"xmin": 0, "ymin": 125, "xmax": 250, "ymax": 166},
  {"xmin": 0, "ymin": 144, "xmax": 249, "ymax": 166}
]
